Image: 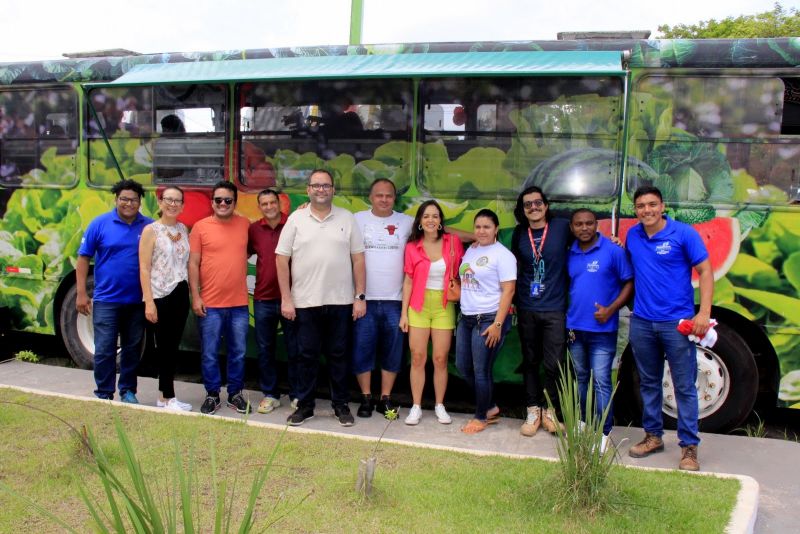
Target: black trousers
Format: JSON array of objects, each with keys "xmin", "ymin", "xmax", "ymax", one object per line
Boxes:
[
  {"xmin": 153, "ymin": 281, "xmax": 189, "ymax": 398},
  {"xmin": 517, "ymin": 309, "xmax": 566, "ymax": 409}
]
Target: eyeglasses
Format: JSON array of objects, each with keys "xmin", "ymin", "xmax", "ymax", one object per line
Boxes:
[
  {"xmin": 523, "ymin": 199, "xmax": 545, "ymax": 209},
  {"xmin": 308, "ymin": 183, "xmax": 333, "ymax": 191},
  {"xmin": 213, "ymin": 197, "xmax": 234, "ymax": 205},
  {"xmin": 117, "ymin": 196, "xmax": 140, "ymax": 205},
  {"xmin": 161, "ymin": 197, "xmax": 183, "ymax": 206}
]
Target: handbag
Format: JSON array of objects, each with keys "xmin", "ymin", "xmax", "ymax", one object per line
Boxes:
[{"xmin": 446, "ymin": 236, "xmax": 461, "ymax": 302}]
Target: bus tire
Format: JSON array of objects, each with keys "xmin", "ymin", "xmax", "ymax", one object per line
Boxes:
[
  {"xmin": 59, "ymin": 278, "xmax": 96, "ymax": 370},
  {"xmin": 617, "ymin": 322, "xmax": 758, "ymax": 433}
]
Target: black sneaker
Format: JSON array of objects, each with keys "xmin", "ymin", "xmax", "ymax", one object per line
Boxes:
[
  {"xmin": 357, "ymin": 394, "xmax": 374, "ymax": 418},
  {"xmin": 334, "ymin": 404, "xmax": 355, "ymax": 427},
  {"xmin": 287, "ymin": 406, "xmax": 314, "ymax": 426},
  {"xmin": 227, "ymin": 393, "xmax": 251, "ymax": 414},
  {"xmin": 376, "ymin": 395, "xmax": 398, "ymax": 419},
  {"xmin": 200, "ymin": 395, "xmax": 221, "ymax": 415}
]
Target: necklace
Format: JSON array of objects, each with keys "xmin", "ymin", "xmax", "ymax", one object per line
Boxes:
[{"xmin": 162, "ymin": 222, "xmax": 182, "ymax": 242}]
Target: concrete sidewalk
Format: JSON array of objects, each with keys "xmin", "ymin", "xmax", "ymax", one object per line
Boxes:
[{"xmin": 2, "ymin": 360, "xmax": 796, "ymax": 532}]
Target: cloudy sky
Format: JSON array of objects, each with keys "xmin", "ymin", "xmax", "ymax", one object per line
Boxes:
[{"xmin": 2, "ymin": 0, "xmax": 796, "ymax": 62}]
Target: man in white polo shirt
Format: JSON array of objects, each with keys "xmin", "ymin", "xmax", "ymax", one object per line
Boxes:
[{"xmin": 276, "ymin": 169, "xmax": 366, "ymax": 427}]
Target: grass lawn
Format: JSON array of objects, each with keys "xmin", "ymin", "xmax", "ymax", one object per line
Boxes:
[{"xmin": 0, "ymin": 387, "xmax": 739, "ymax": 533}]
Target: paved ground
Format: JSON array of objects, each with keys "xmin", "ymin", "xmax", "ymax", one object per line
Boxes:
[{"xmin": 2, "ymin": 360, "xmax": 798, "ymax": 532}]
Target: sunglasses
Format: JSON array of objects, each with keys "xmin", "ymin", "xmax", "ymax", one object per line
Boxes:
[
  {"xmin": 523, "ymin": 199, "xmax": 545, "ymax": 209},
  {"xmin": 213, "ymin": 197, "xmax": 234, "ymax": 205}
]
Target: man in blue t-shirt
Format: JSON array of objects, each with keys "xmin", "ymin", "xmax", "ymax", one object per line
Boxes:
[
  {"xmin": 567, "ymin": 209, "xmax": 633, "ymax": 453},
  {"xmin": 77, "ymin": 179, "xmax": 152, "ymax": 402},
  {"xmin": 511, "ymin": 185, "xmax": 572, "ymax": 436},
  {"xmin": 625, "ymin": 185, "xmax": 713, "ymax": 472}
]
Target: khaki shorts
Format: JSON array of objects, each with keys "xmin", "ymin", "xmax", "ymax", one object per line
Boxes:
[{"xmin": 408, "ymin": 289, "xmax": 456, "ymax": 330}]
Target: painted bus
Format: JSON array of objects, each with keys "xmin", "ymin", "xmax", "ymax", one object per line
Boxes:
[{"xmin": 1, "ymin": 38, "xmax": 799, "ymax": 432}]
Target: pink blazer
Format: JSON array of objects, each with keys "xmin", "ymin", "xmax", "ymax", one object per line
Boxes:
[{"xmin": 403, "ymin": 233, "xmax": 464, "ymax": 311}]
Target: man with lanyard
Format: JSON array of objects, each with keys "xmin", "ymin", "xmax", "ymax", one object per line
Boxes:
[
  {"xmin": 276, "ymin": 169, "xmax": 366, "ymax": 427},
  {"xmin": 76, "ymin": 179, "xmax": 152, "ymax": 402},
  {"xmin": 511, "ymin": 185, "xmax": 571, "ymax": 436},
  {"xmin": 248, "ymin": 189, "xmax": 299, "ymax": 415},
  {"xmin": 353, "ymin": 178, "xmax": 413, "ymax": 419},
  {"xmin": 567, "ymin": 208, "xmax": 633, "ymax": 453},
  {"xmin": 626, "ymin": 185, "xmax": 712, "ymax": 471}
]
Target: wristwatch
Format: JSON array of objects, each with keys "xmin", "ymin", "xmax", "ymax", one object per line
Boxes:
[
  {"xmin": 494, "ymin": 322, "xmax": 502, "ymax": 328},
  {"xmin": 355, "ymin": 293, "xmax": 366, "ymax": 301}
]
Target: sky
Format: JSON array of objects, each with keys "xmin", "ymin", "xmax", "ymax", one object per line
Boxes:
[{"xmin": 2, "ymin": 0, "xmax": 797, "ymax": 62}]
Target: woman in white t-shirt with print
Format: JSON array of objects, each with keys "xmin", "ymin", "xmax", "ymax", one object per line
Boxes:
[{"xmin": 456, "ymin": 209, "xmax": 517, "ymax": 434}]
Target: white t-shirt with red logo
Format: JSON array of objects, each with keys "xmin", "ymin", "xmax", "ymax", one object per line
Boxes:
[{"xmin": 355, "ymin": 209, "xmax": 413, "ymax": 301}]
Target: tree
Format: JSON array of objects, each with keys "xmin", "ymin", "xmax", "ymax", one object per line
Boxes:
[{"xmin": 658, "ymin": 2, "xmax": 800, "ymax": 38}]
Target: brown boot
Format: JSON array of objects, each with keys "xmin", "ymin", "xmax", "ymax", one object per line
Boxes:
[
  {"xmin": 520, "ymin": 406, "xmax": 541, "ymax": 437},
  {"xmin": 541, "ymin": 408, "xmax": 565, "ymax": 434},
  {"xmin": 679, "ymin": 445, "xmax": 700, "ymax": 471},
  {"xmin": 628, "ymin": 433, "xmax": 664, "ymax": 458}
]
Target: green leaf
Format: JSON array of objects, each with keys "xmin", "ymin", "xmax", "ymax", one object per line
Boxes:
[{"xmin": 734, "ymin": 286, "xmax": 800, "ymax": 326}]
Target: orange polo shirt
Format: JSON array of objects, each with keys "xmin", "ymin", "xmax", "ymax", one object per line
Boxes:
[{"xmin": 189, "ymin": 214, "xmax": 250, "ymax": 308}]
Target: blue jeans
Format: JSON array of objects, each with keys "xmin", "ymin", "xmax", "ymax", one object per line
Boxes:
[
  {"xmin": 629, "ymin": 315, "xmax": 700, "ymax": 447},
  {"xmin": 197, "ymin": 306, "xmax": 249, "ymax": 397},
  {"xmin": 254, "ymin": 299, "xmax": 298, "ymax": 399},
  {"xmin": 92, "ymin": 301, "xmax": 145, "ymax": 400},
  {"xmin": 352, "ymin": 300, "xmax": 404, "ymax": 374},
  {"xmin": 569, "ymin": 330, "xmax": 617, "ymax": 435},
  {"xmin": 455, "ymin": 313, "xmax": 511, "ymax": 421},
  {"xmin": 295, "ymin": 305, "xmax": 352, "ymax": 410}
]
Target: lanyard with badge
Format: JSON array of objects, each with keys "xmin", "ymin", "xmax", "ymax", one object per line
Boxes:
[{"xmin": 528, "ymin": 224, "xmax": 548, "ymax": 298}]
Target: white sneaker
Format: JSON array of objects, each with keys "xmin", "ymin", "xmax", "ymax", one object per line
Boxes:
[
  {"xmin": 600, "ymin": 433, "xmax": 611, "ymax": 454},
  {"xmin": 405, "ymin": 404, "xmax": 422, "ymax": 425},
  {"xmin": 159, "ymin": 398, "xmax": 192, "ymax": 411},
  {"xmin": 578, "ymin": 420, "xmax": 587, "ymax": 433},
  {"xmin": 434, "ymin": 404, "xmax": 452, "ymax": 424}
]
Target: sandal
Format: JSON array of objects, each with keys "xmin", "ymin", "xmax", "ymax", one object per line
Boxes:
[
  {"xmin": 486, "ymin": 407, "xmax": 501, "ymax": 424},
  {"xmin": 461, "ymin": 419, "xmax": 489, "ymax": 434}
]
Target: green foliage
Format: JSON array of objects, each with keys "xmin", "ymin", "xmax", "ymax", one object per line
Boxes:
[
  {"xmin": 545, "ymin": 362, "xmax": 619, "ymax": 515},
  {"xmin": 14, "ymin": 350, "xmax": 40, "ymax": 363},
  {"xmin": 658, "ymin": 3, "xmax": 800, "ymax": 38},
  {"xmin": 735, "ymin": 412, "xmax": 768, "ymax": 438}
]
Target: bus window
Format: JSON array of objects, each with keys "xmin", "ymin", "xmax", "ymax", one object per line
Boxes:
[
  {"xmin": 631, "ymin": 75, "xmax": 800, "ymax": 206},
  {"xmin": 419, "ymin": 76, "xmax": 624, "ymax": 200},
  {"xmin": 237, "ymin": 80, "xmax": 412, "ymax": 194},
  {"xmin": 0, "ymin": 88, "xmax": 77, "ymax": 187},
  {"xmin": 87, "ymin": 84, "xmax": 226, "ymax": 186}
]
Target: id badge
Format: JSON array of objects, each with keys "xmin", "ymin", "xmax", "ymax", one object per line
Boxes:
[{"xmin": 530, "ymin": 282, "xmax": 540, "ymax": 298}]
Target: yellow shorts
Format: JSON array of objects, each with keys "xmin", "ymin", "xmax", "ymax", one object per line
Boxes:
[{"xmin": 408, "ymin": 289, "xmax": 456, "ymax": 330}]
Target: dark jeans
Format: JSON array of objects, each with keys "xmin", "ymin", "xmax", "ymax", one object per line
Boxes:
[
  {"xmin": 455, "ymin": 313, "xmax": 511, "ymax": 420},
  {"xmin": 569, "ymin": 330, "xmax": 617, "ymax": 435},
  {"xmin": 517, "ymin": 309, "xmax": 566, "ymax": 409},
  {"xmin": 152, "ymin": 281, "xmax": 189, "ymax": 398},
  {"xmin": 295, "ymin": 305, "xmax": 352, "ymax": 410},
  {"xmin": 629, "ymin": 315, "xmax": 700, "ymax": 447},
  {"xmin": 254, "ymin": 299, "xmax": 299, "ymax": 399},
  {"xmin": 93, "ymin": 300, "xmax": 145, "ymax": 400},
  {"xmin": 197, "ymin": 306, "xmax": 248, "ymax": 397}
]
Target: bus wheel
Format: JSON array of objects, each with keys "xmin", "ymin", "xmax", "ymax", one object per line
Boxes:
[
  {"xmin": 618, "ymin": 322, "xmax": 758, "ymax": 433},
  {"xmin": 59, "ymin": 278, "xmax": 96, "ymax": 369}
]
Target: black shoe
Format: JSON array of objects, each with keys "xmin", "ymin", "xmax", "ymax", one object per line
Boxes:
[
  {"xmin": 227, "ymin": 393, "xmax": 251, "ymax": 414},
  {"xmin": 334, "ymin": 404, "xmax": 355, "ymax": 427},
  {"xmin": 287, "ymin": 407, "xmax": 315, "ymax": 426},
  {"xmin": 357, "ymin": 394, "xmax": 374, "ymax": 418},
  {"xmin": 376, "ymin": 395, "xmax": 398, "ymax": 419},
  {"xmin": 200, "ymin": 395, "xmax": 221, "ymax": 415}
]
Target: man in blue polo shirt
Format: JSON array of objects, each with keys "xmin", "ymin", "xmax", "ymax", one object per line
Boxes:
[
  {"xmin": 77, "ymin": 179, "xmax": 152, "ymax": 402},
  {"xmin": 567, "ymin": 208, "xmax": 633, "ymax": 453},
  {"xmin": 626, "ymin": 185, "xmax": 713, "ymax": 471}
]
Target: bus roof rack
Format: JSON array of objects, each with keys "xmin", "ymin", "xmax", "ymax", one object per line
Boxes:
[
  {"xmin": 63, "ymin": 49, "xmax": 140, "ymax": 59},
  {"xmin": 557, "ymin": 31, "xmax": 651, "ymax": 40}
]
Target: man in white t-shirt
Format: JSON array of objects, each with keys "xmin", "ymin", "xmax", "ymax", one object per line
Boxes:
[{"xmin": 353, "ymin": 178, "xmax": 413, "ymax": 419}]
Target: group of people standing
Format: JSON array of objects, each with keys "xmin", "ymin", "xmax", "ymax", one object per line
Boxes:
[{"xmin": 77, "ymin": 171, "xmax": 712, "ymax": 472}]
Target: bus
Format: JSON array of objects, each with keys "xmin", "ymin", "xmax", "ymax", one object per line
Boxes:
[{"xmin": 1, "ymin": 38, "xmax": 799, "ymax": 432}]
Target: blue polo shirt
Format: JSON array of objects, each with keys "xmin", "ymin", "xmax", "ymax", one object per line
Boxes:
[
  {"xmin": 78, "ymin": 209, "xmax": 153, "ymax": 304},
  {"xmin": 567, "ymin": 234, "xmax": 633, "ymax": 333},
  {"xmin": 626, "ymin": 216, "xmax": 708, "ymax": 321},
  {"xmin": 511, "ymin": 218, "xmax": 572, "ymax": 312}
]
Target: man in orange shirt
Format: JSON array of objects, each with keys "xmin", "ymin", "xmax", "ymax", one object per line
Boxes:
[{"xmin": 189, "ymin": 181, "xmax": 252, "ymax": 415}]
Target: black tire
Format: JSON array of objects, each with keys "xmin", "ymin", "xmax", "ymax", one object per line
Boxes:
[
  {"xmin": 58, "ymin": 277, "xmax": 96, "ymax": 369},
  {"xmin": 616, "ymin": 322, "xmax": 758, "ymax": 433}
]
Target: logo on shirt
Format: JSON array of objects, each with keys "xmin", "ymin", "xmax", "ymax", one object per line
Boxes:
[
  {"xmin": 476, "ymin": 255, "xmax": 489, "ymax": 267},
  {"xmin": 386, "ymin": 224, "xmax": 397, "ymax": 236},
  {"xmin": 460, "ymin": 263, "xmax": 478, "ymax": 290},
  {"xmin": 586, "ymin": 260, "xmax": 599, "ymax": 273},
  {"xmin": 656, "ymin": 242, "xmax": 672, "ymax": 255},
  {"xmin": 363, "ymin": 222, "xmax": 403, "ymax": 251}
]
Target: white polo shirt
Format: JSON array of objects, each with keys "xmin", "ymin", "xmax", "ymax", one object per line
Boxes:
[{"xmin": 276, "ymin": 205, "xmax": 365, "ymax": 308}]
